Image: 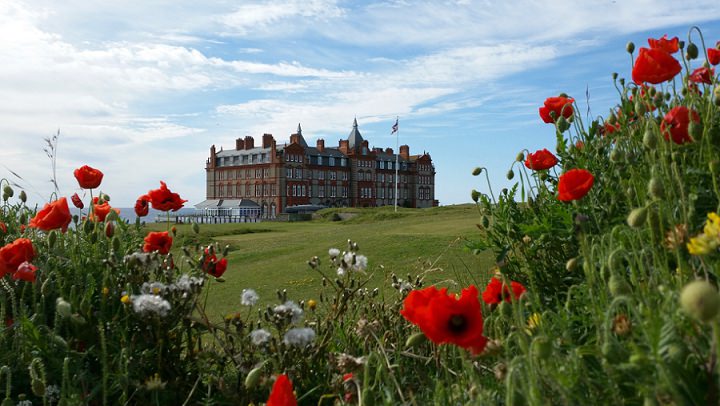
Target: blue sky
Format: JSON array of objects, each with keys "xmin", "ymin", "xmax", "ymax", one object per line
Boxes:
[{"xmin": 1, "ymin": 0, "xmax": 719, "ymax": 207}]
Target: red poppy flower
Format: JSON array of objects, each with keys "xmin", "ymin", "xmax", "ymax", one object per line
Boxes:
[
  {"xmin": 661, "ymin": 106, "xmax": 700, "ymax": 145},
  {"xmin": 267, "ymin": 374, "xmax": 297, "ymax": 406},
  {"xmin": 575, "ymin": 140, "xmax": 584, "ymax": 150},
  {"xmin": 524, "ymin": 149, "xmax": 558, "ymax": 171},
  {"xmin": 0, "ymin": 238, "xmax": 35, "ymax": 278},
  {"xmin": 689, "ymin": 67, "xmax": 714, "ymax": 84},
  {"xmin": 89, "ymin": 202, "xmax": 119, "ymax": 222},
  {"xmin": 632, "ymin": 47, "xmax": 682, "ymax": 84},
  {"xmin": 401, "ymin": 285, "xmax": 488, "ymax": 355},
  {"xmin": 73, "ymin": 165, "xmax": 104, "ymax": 189},
  {"xmin": 202, "ymin": 249, "xmax": 228, "ymax": 278},
  {"xmin": 343, "ymin": 373, "xmax": 354, "ymax": 382},
  {"xmin": 557, "ymin": 169, "xmax": 594, "ymax": 202},
  {"xmin": 71, "ymin": 193, "xmax": 84, "ymax": 209},
  {"xmin": 147, "ymin": 181, "xmax": 187, "ymax": 212},
  {"xmin": 0, "ymin": 222, "xmax": 6, "ymax": 234},
  {"xmin": 481, "ymin": 277, "xmax": 527, "ymax": 304},
  {"xmin": 12, "ymin": 261, "xmax": 37, "ymax": 283},
  {"xmin": 143, "ymin": 231, "xmax": 173, "ymax": 255},
  {"xmin": 29, "ymin": 197, "xmax": 72, "ymax": 232},
  {"xmin": 135, "ymin": 195, "xmax": 150, "ymax": 217},
  {"xmin": 539, "ymin": 96, "xmax": 574, "ymax": 123},
  {"xmin": 708, "ymin": 48, "xmax": 720, "ymax": 66},
  {"xmin": 647, "ymin": 35, "xmax": 679, "ymax": 54},
  {"xmin": 602, "ymin": 121, "xmax": 621, "ymax": 135}
]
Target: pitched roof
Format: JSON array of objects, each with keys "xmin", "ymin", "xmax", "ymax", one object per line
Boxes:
[{"xmin": 347, "ymin": 118, "xmax": 364, "ymax": 149}]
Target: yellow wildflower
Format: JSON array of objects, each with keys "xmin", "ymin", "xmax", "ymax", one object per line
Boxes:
[
  {"xmin": 687, "ymin": 212, "xmax": 720, "ymax": 255},
  {"xmin": 120, "ymin": 294, "xmax": 131, "ymax": 304}
]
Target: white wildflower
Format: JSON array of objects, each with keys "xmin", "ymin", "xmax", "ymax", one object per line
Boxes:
[
  {"xmin": 17, "ymin": 401, "xmax": 33, "ymax": 406},
  {"xmin": 274, "ymin": 301, "xmax": 303, "ymax": 324},
  {"xmin": 343, "ymin": 252, "xmax": 354, "ymax": 266},
  {"xmin": 132, "ymin": 294, "xmax": 171, "ymax": 317},
  {"xmin": 250, "ymin": 328, "xmax": 272, "ymax": 345},
  {"xmin": 353, "ymin": 255, "xmax": 368, "ymax": 272},
  {"xmin": 45, "ymin": 385, "xmax": 60, "ymax": 402},
  {"xmin": 141, "ymin": 281, "xmax": 167, "ymax": 295},
  {"xmin": 337, "ymin": 267, "xmax": 346, "ymax": 277},
  {"xmin": 328, "ymin": 248, "xmax": 340, "ymax": 258},
  {"xmin": 400, "ymin": 281, "xmax": 413, "ymax": 294},
  {"xmin": 173, "ymin": 274, "xmax": 203, "ymax": 293},
  {"xmin": 283, "ymin": 327, "xmax": 316, "ymax": 347},
  {"xmin": 241, "ymin": 289, "xmax": 260, "ymax": 306}
]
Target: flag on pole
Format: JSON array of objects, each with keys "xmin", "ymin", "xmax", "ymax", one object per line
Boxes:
[{"xmin": 391, "ymin": 118, "xmax": 399, "ymax": 134}]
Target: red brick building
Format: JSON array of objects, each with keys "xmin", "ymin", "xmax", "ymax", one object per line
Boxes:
[{"xmin": 203, "ymin": 119, "xmax": 435, "ymax": 218}]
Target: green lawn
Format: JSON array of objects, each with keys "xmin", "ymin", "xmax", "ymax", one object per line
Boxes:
[{"xmin": 149, "ymin": 204, "xmax": 495, "ymax": 319}]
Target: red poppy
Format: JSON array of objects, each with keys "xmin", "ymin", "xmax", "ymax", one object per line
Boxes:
[
  {"xmin": 134, "ymin": 195, "xmax": 150, "ymax": 217},
  {"xmin": 401, "ymin": 285, "xmax": 488, "ymax": 355},
  {"xmin": 0, "ymin": 238, "xmax": 35, "ymax": 278},
  {"xmin": 575, "ymin": 140, "xmax": 584, "ymax": 150},
  {"xmin": 602, "ymin": 121, "xmax": 621, "ymax": 135},
  {"xmin": 689, "ymin": 67, "xmax": 714, "ymax": 84},
  {"xmin": 29, "ymin": 197, "xmax": 72, "ymax": 232},
  {"xmin": 632, "ymin": 47, "xmax": 682, "ymax": 84},
  {"xmin": 539, "ymin": 96, "xmax": 574, "ymax": 123},
  {"xmin": 481, "ymin": 277, "xmax": 526, "ymax": 304},
  {"xmin": 557, "ymin": 169, "xmax": 594, "ymax": 201},
  {"xmin": 661, "ymin": 106, "xmax": 700, "ymax": 145},
  {"xmin": 343, "ymin": 373, "xmax": 354, "ymax": 382},
  {"xmin": 708, "ymin": 48, "xmax": 720, "ymax": 66},
  {"xmin": 0, "ymin": 222, "xmax": 6, "ymax": 234},
  {"xmin": 147, "ymin": 181, "xmax": 187, "ymax": 212},
  {"xmin": 73, "ymin": 165, "xmax": 104, "ymax": 189},
  {"xmin": 647, "ymin": 35, "xmax": 679, "ymax": 54},
  {"xmin": 90, "ymin": 202, "xmax": 119, "ymax": 222},
  {"xmin": 524, "ymin": 149, "xmax": 558, "ymax": 170},
  {"xmin": 143, "ymin": 231, "xmax": 173, "ymax": 255},
  {"xmin": 267, "ymin": 374, "xmax": 297, "ymax": 406},
  {"xmin": 71, "ymin": 193, "xmax": 84, "ymax": 209},
  {"xmin": 202, "ymin": 249, "xmax": 228, "ymax": 278},
  {"xmin": 12, "ymin": 261, "xmax": 37, "ymax": 283}
]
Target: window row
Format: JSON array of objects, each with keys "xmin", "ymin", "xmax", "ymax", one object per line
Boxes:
[
  {"xmin": 217, "ymin": 183, "xmax": 277, "ymax": 197},
  {"xmin": 217, "ymin": 154, "xmax": 269, "ymax": 167}
]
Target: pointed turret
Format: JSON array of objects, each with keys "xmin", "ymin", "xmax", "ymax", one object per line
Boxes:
[{"xmin": 347, "ymin": 117, "xmax": 364, "ymax": 149}]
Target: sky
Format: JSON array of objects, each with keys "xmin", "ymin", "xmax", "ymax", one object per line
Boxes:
[{"xmin": 1, "ymin": 0, "xmax": 720, "ymax": 208}]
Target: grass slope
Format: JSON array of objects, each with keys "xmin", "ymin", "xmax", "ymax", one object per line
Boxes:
[{"xmin": 149, "ymin": 204, "xmax": 494, "ymax": 319}]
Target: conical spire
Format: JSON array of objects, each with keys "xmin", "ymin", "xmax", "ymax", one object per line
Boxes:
[
  {"xmin": 297, "ymin": 123, "xmax": 302, "ymax": 136},
  {"xmin": 347, "ymin": 117, "xmax": 363, "ymax": 149}
]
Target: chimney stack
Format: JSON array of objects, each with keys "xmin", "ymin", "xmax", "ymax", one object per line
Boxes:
[
  {"xmin": 262, "ymin": 133, "xmax": 274, "ymax": 148},
  {"xmin": 339, "ymin": 139, "xmax": 349, "ymax": 154},
  {"xmin": 316, "ymin": 139, "xmax": 325, "ymax": 152},
  {"xmin": 385, "ymin": 148, "xmax": 393, "ymax": 155},
  {"xmin": 400, "ymin": 145, "xmax": 409, "ymax": 159},
  {"xmin": 235, "ymin": 138, "xmax": 245, "ymax": 150},
  {"xmin": 244, "ymin": 136, "xmax": 254, "ymax": 149}
]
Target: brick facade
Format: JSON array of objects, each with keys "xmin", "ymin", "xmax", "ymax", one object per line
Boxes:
[{"xmin": 205, "ymin": 120, "xmax": 436, "ymax": 218}]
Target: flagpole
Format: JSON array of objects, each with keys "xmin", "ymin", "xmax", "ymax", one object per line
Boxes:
[{"xmin": 394, "ymin": 116, "xmax": 399, "ymax": 213}]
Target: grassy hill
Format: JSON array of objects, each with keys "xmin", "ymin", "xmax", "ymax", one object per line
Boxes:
[{"xmin": 148, "ymin": 204, "xmax": 495, "ymax": 319}]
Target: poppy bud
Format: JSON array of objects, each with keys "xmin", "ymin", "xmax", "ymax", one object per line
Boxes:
[
  {"xmin": 680, "ymin": 280, "xmax": 720, "ymax": 322},
  {"xmin": 506, "ymin": 170, "xmax": 515, "ymax": 180},
  {"xmin": 192, "ymin": 222, "xmax": 200, "ymax": 234},
  {"xmin": 48, "ymin": 230, "xmax": 57, "ymax": 248},
  {"xmin": 71, "ymin": 193, "xmax": 84, "ymax": 209},
  {"xmin": 556, "ymin": 116, "xmax": 571, "ymax": 132},
  {"xmin": 634, "ymin": 99, "xmax": 646, "ymax": 116},
  {"xmin": 627, "ymin": 207, "xmax": 647, "ymax": 228},
  {"xmin": 19, "ymin": 212, "xmax": 27, "ymax": 225},
  {"xmin": 602, "ymin": 340, "xmax": 626, "ymax": 364},
  {"xmin": 31, "ymin": 379, "xmax": 45, "ymax": 397},
  {"xmin": 648, "ymin": 178, "xmax": 664, "ymax": 199},
  {"xmin": 112, "ymin": 236, "xmax": 121, "ymax": 252},
  {"xmin": 538, "ymin": 171, "xmax": 548, "ymax": 181},
  {"xmin": 471, "ymin": 189, "xmax": 481, "ymax": 202},
  {"xmin": 83, "ymin": 219, "xmax": 94, "ymax": 234},
  {"xmin": 678, "ymin": 40, "xmax": 685, "ymax": 50},
  {"xmin": 244, "ymin": 365, "xmax": 264, "ymax": 389},
  {"xmin": 104, "ymin": 222, "xmax": 114, "ymax": 238},
  {"xmin": 472, "ymin": 167, "xmax": 482, "ymax": 176},
  {"xmin": 610, "ymin": 149, "xmax": 623, "ymax": 163},
  {"xmin": 642, "ymin": 130, "xmax": 657, "ymax": 149},
  {"xmin": 626, "ymin": 41, "xmax": 635, "ymax": 54},
  {"xmin": 566, "ymin": 257, "xmax": 580, "ymax": 272},
  {"xmin": 710, "ymin": 160, "xmax": 720, "ymax": 174},
  {"xmin": 56, "ymin": 297, "xmax": 72, "ymax": 318},
  {"xmin": 531, "ymin": 336, "xmax": 551, "ymax": 360},
  {"xmin": 171, "ymin": 226, "xmax": 177, "ymax": 236},
  {"xmin": 3, "ymin": 185, "xmax": 13, "ymax": 198},
  {"xmin": 405, "ymin": 331, "xmax": 427, "ymax": 348},
  {"xmin": 686, "ymin": 42, "xmax": 699, "ymax": 60},
  {"xmin": 481, "ymin": 215, "xmax": 490, "ymax": 228},
  {"xmin": 612, "ymin": 72, "xmax": 618, "ymax": 80},
  {"xmin": 619, "ymin": 78, "xmax": 625, "ymax": 86},
  {"xmin": 515, "ymin": 152, "xmax": 525, "ymax": 162},
  {"xmin": 19, "ymin": 190, "xmax": 26, "ymax": 203},
  {"xmin": 608, "ymin": 274, "xmax": 631, "ymax": 297}
]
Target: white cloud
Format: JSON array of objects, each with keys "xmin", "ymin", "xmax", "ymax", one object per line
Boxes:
[{"xmin": 219, "ymin": 0, "xmax": 344, "ymax": 36}]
